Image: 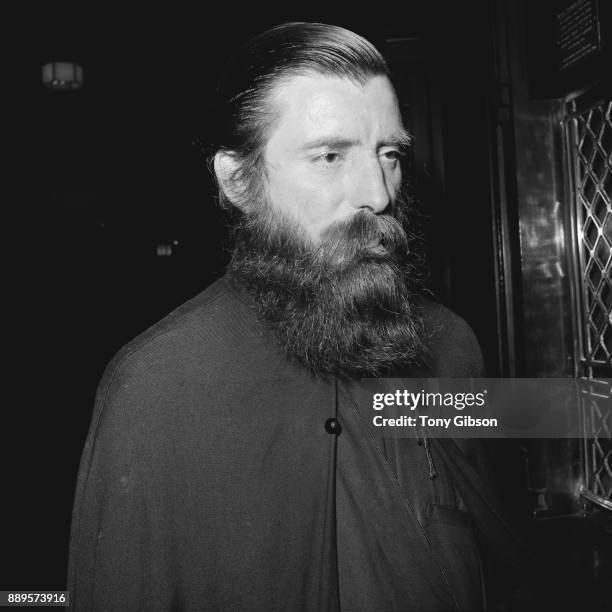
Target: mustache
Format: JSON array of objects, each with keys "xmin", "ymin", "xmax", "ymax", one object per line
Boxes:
[{"xmin": 311, "ymin": 208, "xmax": 410, "ymax": 269}]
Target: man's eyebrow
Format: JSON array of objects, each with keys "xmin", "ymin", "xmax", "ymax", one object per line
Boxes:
[
  {"xmin": 298, "ymin": 131, "xmax": 413, "ymax": 152},
  {"xmin": 299, "ymin": 137, "xmax": 360, "ymax": 152},
  {"xmin": 381, "ymin": 130, "xmax": 413, "ymax": 149}
]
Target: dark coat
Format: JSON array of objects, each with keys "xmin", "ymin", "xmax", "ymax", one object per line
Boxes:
[{"xmin": 67, "ymin": 277, "xmax": 522, "ymax": 611}]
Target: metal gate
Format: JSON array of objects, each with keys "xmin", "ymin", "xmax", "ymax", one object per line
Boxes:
[{"xmin": 566, "ymin": 98, "xmax": 612, "ymax": 511}]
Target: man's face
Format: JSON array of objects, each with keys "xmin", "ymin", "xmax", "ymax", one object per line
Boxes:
[
  {"xmin": 262, "ymin": 73, "xmax": 407, "ymax": 246},
  {"xmin": 228, "ymin": 71, "xmax": 424, "ymax": 376}
]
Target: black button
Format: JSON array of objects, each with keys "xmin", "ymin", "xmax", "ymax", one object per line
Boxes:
[{"xmin": 325, "ymin": 417, "xmax": 341, "ymax": 435}]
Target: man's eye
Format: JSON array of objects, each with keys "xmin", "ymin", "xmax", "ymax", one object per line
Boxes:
[
  {"xmin": 317, "ymin": 152, "xmax": 341, "ymax": 165},
  {"xmin": 380, "ymin": 150, "xmax": 402, "ymax": 164}
]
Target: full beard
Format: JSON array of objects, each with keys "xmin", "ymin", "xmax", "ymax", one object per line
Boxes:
[{"xmin": 227, "ymin": 188, "xmax": 427, "ymax": 378}]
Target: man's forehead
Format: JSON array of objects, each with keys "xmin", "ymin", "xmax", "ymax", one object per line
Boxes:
[{"xmin": 267, "ymin": 72, "xmax": 404, "ymax": 148}]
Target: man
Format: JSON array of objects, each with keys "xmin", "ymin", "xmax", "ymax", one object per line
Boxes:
[{"xmin": 68, "ymin": 22, "xmax": 521, "ymax": 611}]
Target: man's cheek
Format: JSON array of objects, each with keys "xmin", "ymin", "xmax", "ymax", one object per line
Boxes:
[{"xmin": 295, "ymin": 194, "xmax": 339, "ymax": 244}]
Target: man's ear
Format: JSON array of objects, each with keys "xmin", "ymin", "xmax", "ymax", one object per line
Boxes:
[{"xmin": 213, "ymin": 151, "xmax": 246, "ymax": 209}]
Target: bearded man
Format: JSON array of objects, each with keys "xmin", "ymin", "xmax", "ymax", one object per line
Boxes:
[{"xmin": 68, "ymin": 22, "xmax": 522, "ymax": 611}]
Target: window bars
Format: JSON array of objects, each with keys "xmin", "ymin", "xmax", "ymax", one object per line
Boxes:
[{"xmin": 567, "ymin": 98, "xmax": 612, "ymax": 511}]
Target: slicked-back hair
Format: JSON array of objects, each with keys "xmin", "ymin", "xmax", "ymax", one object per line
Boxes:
[{"xmin": 209, "ymin": 22, "xmax": 391, "ymax": 209}]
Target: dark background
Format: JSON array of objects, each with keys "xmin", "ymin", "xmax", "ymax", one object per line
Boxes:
[{"xmin": 6, "ymin": 1, "xmax": 609, "ymax": 604}]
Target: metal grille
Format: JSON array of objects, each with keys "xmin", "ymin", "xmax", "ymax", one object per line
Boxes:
[
  {"xmin": 573, "ymin": 101, "xmax": 612, "ymax": 372},
  {"xmin": 568, "ymin": 99, "xmax": 612, "ymax": 511},
  {"xmin": 579, "ymin": 379, "xmax": 612, "ymax": 509}
]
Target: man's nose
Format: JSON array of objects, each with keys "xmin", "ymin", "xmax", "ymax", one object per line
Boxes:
[{"xmin": 354, "ymin": 157, "xmax": 392, "ymax": 214}]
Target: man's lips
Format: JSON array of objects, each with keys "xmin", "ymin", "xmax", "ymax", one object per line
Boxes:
[
  {"xmin": 361, "ymin": 235, "xmax": 388, "ymax": 256},
  {"xmin": 325, "ymin": 241, "xmax": 388, "ymax": 267},
  {"xmin": 362, "ymin": 243, "xmax": 387, "ymax": 255}
]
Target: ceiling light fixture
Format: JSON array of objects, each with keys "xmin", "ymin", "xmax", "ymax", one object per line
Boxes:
[{"xmin": 42, "ymin": 61, "xmax": 84, "ymax": 90}]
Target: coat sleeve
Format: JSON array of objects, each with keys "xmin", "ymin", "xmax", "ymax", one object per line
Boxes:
[{"xmin": 67, "ymin": 355, "xmax": 179, "ymax": 612}]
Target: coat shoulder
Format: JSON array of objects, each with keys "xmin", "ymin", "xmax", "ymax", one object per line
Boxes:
[
  {"xmin": 419, "ymin": 298, "xmax": 485, "ymax": 377},
  {"xmin": 100, "ymin": 277, "xmax": 253, "ymax": 392}
]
